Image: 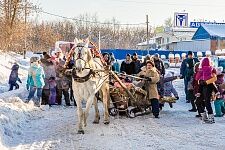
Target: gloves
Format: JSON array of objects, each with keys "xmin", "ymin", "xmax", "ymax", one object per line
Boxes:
[
  {"xmin": 179, "ymin": 75, "xmax": 184, "ymax": 79},
  {"xmin": 175, "ymin": 96, "xmax": 179, "ymax": 100},
  {"xmin": 199, "ymin": 80, "xmax": 207, "ymax": 86},
  {"xmin": 26, "ymin": 84, "xmax": 29, "ymax": 91},
  {"xmin": 139, "ymin": 75, "xmax": 145, "ymax": 78},
  {"xmin": 145, "ymin": 77, "xmax": 152, "ymax": 82}
]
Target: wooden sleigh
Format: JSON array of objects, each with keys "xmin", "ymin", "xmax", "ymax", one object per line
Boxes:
[{"xmin": 109, "ymin": 71, "xmax": 151, "ymax": 118}]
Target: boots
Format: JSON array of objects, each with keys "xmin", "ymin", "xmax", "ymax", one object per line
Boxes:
[
  {"xmin": 200, "ymin": 112, "xmax": 208, "ymax": 123},
  {"xmin": 205, "ymin": 114, "xmax": 215, "ymax": 124}
]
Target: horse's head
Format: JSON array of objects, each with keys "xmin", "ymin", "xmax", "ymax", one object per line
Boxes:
[{"xmin": 73, "ymin": 38, "xmax": 93, "ymax": 73}]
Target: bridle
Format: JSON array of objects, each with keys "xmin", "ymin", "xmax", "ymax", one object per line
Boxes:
[
  {"xmin": 72, "ymin": 44, "xmax": 95, "ymax": 82},
  {"xmin": 73, "ymin": 45, "xmax": 89, "ymax": 70},
  {"xmin": 64, "ymin": 41, "xmax": 108, "ymax": 83}
]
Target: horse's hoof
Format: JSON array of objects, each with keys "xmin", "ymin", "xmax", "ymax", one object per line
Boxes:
[
  {"xmin": 93, "ymin": 120, "xmax": 99, "ymax": 124},
  {"xmin": 77, "ymin": 130, "xmax": 84, "ymax": 134},
  {"xmin": 104, "ymin": 121, "xmax": 110, "ymax": 125}
]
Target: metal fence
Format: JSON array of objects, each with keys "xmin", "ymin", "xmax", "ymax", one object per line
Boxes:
[{"xmin": 101, "ymin": 49, "xmax": 204, "ymax": 60}]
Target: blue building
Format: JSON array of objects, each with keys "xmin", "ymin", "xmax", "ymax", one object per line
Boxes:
[{"xmin": 192, "ymin": 24, "xmax": 225, "ymax": 51}]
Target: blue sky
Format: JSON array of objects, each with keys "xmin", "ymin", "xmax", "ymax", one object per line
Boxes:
[{"xmin": 33, "ymin": 0, "xmax": 225, "ymax": 26}]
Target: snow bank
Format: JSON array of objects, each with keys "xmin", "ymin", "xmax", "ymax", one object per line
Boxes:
[{"xmin": 0, "ymin": 97, "xmax": 35, "ymax": 149}]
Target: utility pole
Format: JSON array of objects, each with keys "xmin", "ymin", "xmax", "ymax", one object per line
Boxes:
[
  {"xmin": 23, "ymin": 0, "xmax": 27, "ymax": 59},
  {"xmin": 98, "ymin": 31, "xmax": 101, "ymax": 51},
  {"xmin": 146, "ymin": 15, "xmax": 149, "ymax": 53},
  {"xmin": 113, "ymin": 18, "xmax": 116, "ymax": 49}
]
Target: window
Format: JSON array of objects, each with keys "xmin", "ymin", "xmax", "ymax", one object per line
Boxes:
[{"xmin": 167, "ymin": 37, "xmax": 169, "ymax": 43}]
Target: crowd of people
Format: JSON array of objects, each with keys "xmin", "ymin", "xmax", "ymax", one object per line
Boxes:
[
  {"xmin": 8, "ymin": 48, "xmax": 225, "ymax": 123},
  {"xmin": 8, "ymin": 48, "xmax": 75, "ymax": 107},
  {"xmin": 180, "ymin": 51, "xmax": 225, "ymax": 123}
]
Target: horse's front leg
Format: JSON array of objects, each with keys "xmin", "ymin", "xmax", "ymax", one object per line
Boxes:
[
  {"xmin": 76, "ymin": 98, "xmax": 84, "ymax": 134},
  {"xmin": 84, "ymin": 94, "xmax": 95, "ymax": 127},
  {"xmin": 102, "ymin": 88, "xmax": 110, "ymax": 124},
  {"xmin": 93, "ymin": 96, "xmax": 100, "ymax": 124}
]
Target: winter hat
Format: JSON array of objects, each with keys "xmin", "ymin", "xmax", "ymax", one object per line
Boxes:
[
  {"xmin": 55, "ymin": 48, "xmax": 62, "ymax": 53},
  {"xmin": 11, "ymin": 63, "xmax": 19, "ymax": 70},
  {"xmin": 146, "ymin": 60, "xmax": 155, "ymax": 67},
  {"xmin": 187, "ymin": 51, "xmax": 193, "ymax": 56},
  {"xmin": 126, "ymin": 53, "xmax": 131, "ymax": 57},
  {"xmin": 133, "ymin": 52, "xmax": 137, "ymax": 56},
  {"xmin": 43, "ymin": 51, "xmax": 47, "ymax": 56},
  {"xmin": 145, "ymin": 54, "xmax": 151, "ymax": 61},
  {"xmin": 216, "ymin": 67, "xmax": 223, "ymax": 75},
  {"xmin": 44, "ymin": 53, "xmax": 51, "ymax": 59},
  {"xmin": 154, "ymin": 53, "xmax": 160, "ymax": 58},
  {"xmin": 30, "ymin": 57, "xmax": 39, "ymax": 63},
  {"xmin": 200, "ymin": 57, "xmax": 210, "ymax": 67}
]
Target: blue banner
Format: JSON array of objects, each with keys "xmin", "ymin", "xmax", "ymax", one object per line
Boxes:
[{"xmin": 190, "ymin": 22, "xmax": 225, "ymax": 28}]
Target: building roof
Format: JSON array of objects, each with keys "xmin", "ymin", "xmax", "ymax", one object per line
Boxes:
[{"xmin": 192, "ymin": 24, "xmax": 225, "ymax": 40}]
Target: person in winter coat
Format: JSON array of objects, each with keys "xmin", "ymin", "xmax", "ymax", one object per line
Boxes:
[
  {"xmin": 180, "ymin": 51, "xmax": 199, "ymax": 103},
  {"xmin": 141, "ymin": 54, "xmax": 151, "ymax": 67},
  {"xmin": 102, "ymin": 53, "xmax": 111, "ymax": 65},
  {"xmin": 153, "ymin": 53, "xmax": 165, "ymax": 99},
  {"xmin": 214, "ymin": 67, "xmax": 225, "ymax": 117},
  {"xmin": 26, "ymin": 58, "xmax": 45, "ymax": 107},
  {"xmin": 132, "ymin": 52, "xmax": 141, "ymax": 74},
  {"xmin": 190, "ymin": 63, "xmax": 203, "ymax": 116},
  {"xmin": 161, "ymin": 71, "xmax": 179, "ymax": 108},
  {"xmin": 153, "ymin": 53, "xmax": 165, "ymax": 76},
  {"xmin": 195, "ymin": 57, "xmax": 217, "ymax": 124},
  {"xmin": 54, "ymin": 48, "xmax": 71, "ymax": 106},
  {"xmin": 113, "ymin": 59, "xmax": 120, "ymax": 73},
  {"xmin": 8, "ymin": 63, "xmax": 22, "ymax": 91},
  {"xmin": 137, "ymin": 60, "xmax": 160, "ymax": 118},
  {"xmin": 120, "ymin": 54, "xmax": 135, "ymax": 75},
  {"xmin": 40, "ymin": 54, "xmax": 56, "ymax": 105},
  {"xmin": 63, "ymin": 53, "xmax": 76, "ymax": 106}
]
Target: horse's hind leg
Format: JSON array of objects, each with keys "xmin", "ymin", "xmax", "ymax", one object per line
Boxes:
[
  {"xmin": 102, "ymin": 87, "xmax": 110, "ymax": 124},
  {"xmin": 93, "ymin": 96, "xmax": 100, "ymax": 124},
  {"xmin": 84, "ymin": 95, "xmax": 95, "ymax": 127}
]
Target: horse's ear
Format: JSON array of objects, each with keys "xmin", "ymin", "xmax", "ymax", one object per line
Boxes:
[
  {"xmin": 74, "ymin": 38, "xmax": 79, "ymax": 47},
  {"xmin": 84, "ymin": 37, "xmax": 89, "ymax": 48}
]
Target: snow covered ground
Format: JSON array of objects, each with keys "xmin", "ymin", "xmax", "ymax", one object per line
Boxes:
[
  {"xmin": 0, "ymin": 52, "xmax": 225, "ymax": 150},
  {"xmin": 1, "ymin": 79, "xmax": 225, "ymax": 150}
]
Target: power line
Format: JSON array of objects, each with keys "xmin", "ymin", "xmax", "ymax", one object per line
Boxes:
[
  {"xmin": 37, "ymin": 9, "xmax": 146, "ymax": 26},
  {"xmin": 111, "ymin": 0, "xmax": 225, "ymax": 8}
]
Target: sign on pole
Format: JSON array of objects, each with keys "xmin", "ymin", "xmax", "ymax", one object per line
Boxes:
[{"xmin": 174, "ymin": 12, "xmax": 188, "ymax": 27}]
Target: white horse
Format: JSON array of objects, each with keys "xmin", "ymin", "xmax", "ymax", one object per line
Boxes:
[{"xmin": 71, "ymin": 38, "xmax": 110, "ymax": 134}]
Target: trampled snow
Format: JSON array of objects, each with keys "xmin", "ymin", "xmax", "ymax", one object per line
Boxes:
[{"xmin": 0, "ymin": 52, "xmax": 225, "ymax": 150}]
